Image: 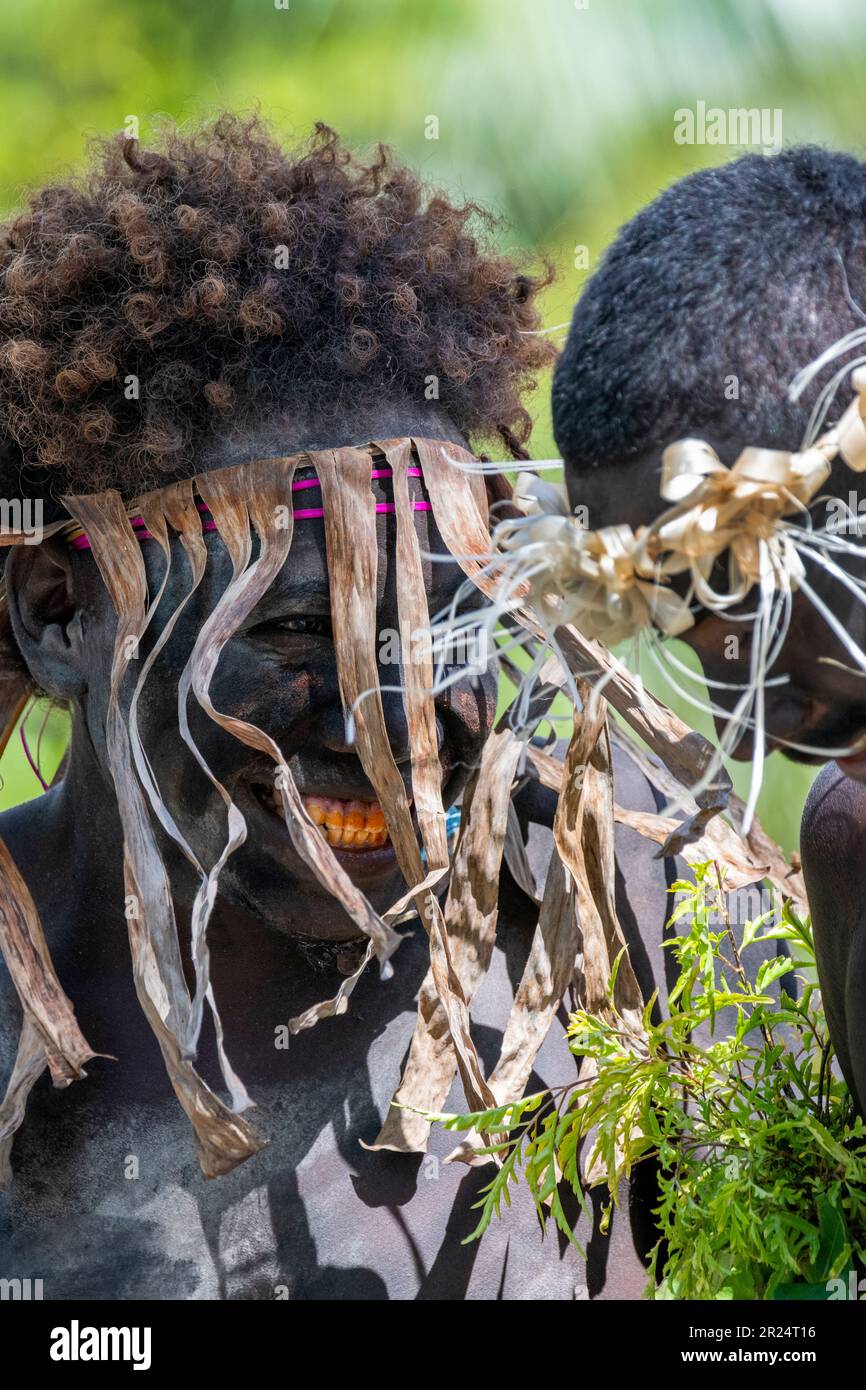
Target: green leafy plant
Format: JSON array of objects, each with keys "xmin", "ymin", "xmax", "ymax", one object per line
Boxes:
[{"xmin": 430, "ymin": 862, "xmax": 866, "ymax": 1299}]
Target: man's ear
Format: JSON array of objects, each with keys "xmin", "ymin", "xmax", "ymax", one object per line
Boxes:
[{"xmin": 4, "ymin": 540, "xmax": 87, "ymax": 700}]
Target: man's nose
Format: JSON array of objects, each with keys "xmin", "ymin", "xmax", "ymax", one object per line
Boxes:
[{"xmin": 315, "ymin": 686, "xmax": 417, "ymax": 765}]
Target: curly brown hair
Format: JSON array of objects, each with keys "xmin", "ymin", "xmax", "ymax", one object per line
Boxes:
[{"xmin": 0, "ymin": 113, "xmax": 554, "ymax": 499}]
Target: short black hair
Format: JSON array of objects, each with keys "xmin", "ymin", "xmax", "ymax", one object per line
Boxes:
[{"xmin": 553, "ymin": 146, "xmax": 866, "ymax": 474}]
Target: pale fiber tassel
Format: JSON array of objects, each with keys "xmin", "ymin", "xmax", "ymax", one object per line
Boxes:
[
  {"xmin": 317, "ymin": 442, "xmax": 495, "ymax": 1128},
  {"xmin": 62, "ymin": 488, "xmax": 264, "ymax": 1179},
  {"xmin": 0, "ymin": 1017, "xmax": 47, "ymax": 1187}
]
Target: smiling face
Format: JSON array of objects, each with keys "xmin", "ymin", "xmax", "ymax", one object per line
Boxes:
[{"xmin": 63, "ymin": 409, "xmax": 497, "ymax": 941}]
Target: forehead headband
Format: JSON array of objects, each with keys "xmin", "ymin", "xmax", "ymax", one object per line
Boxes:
[{"xmin": 64, "ymin": 465, "xmax": 432, "ymax": 550}]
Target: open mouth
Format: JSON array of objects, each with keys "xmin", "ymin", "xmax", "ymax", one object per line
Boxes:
[
  {"xmin": 251, "ymin": 782, "xmax": 402, "ymax": 853},
  {"xmin": 299, "ymin": 793, "xmax": 390, "ymax": 850}
]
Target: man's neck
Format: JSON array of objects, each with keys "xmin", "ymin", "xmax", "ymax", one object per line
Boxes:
[{"xmin": 0, "ymin": 714, "xmax": 127, "ymax": 959}]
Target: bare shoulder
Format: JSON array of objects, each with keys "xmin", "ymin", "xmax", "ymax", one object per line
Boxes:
[
  {"xmin": 801, "ymin": 762, "xmax": 866, "ymax": 867},
  {"xmin": 511, "ymin": 736, "xmax": 662, "ymax": 832},
  {"xmin": 800, "ymin": 762, "xmax": 866, "ymax": 1115},
  {"xmin": 504, "ymin": 737, "xmax": 674, "ymax": 1013},
  {"xmin": 508, "ymin": 736, "xmax": 667, "ymax": 896},
  {"xmin": 800, "ymin": 763, "xmax": 866, "ymax": 957}
]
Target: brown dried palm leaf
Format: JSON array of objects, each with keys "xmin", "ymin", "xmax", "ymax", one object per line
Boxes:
[
  {"xmin": 0, "ymin": 832, "xmax": 96, "ymax": 1086},
  {"xmin": 559, "ymin": 693, "xmax": 644, "ymax": 1030},
  {"xmin": 316, "ymin": 444, "xmax": 494, "ymax": 1128},
  {"xmin": 454, "ymin": 697, "xmax": 642, "ymax": 1161},
  {"xmin": 384, "ymin": 438, "xmax": 449, "ymax": 870},
  {"xmin": 488, "ymin": 835, "xmax": 578, "ymax": 1102},
  {"xmin": 288, "ymin": 864, "xmax": 448, "ymax": 1034},
  {"xmin": 528, "ymin": 732, "xmax": 807, "ymax": 916},
  {"xmin": 187, "ymin": 458, "xmax": 403, "ymax": 976},
  {"xmin": 368, "ymin": 725, "xmax": 523, "ymax": 1152},
  {"xmin": 0, "ymin": 1016, "xmax": 48, "ymax": 1186},
  {"xmin": 62, "ymin": 489, "xmax": 265, "ymax": 1179},
  {"xmin": 418, "ymin": 443, "xmax": 730, "ymax": 851}
]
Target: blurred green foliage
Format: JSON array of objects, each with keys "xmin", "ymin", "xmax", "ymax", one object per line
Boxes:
[
  {"xmin": 1, "ymin": 701, "xmax": 68, "ymax": 810},
  {"xmin": 2, "ymin": 0, "xmax": 863, "ymax": 847}
]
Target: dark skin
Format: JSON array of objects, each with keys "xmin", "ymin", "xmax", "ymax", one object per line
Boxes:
[
  {"xmin": 800, "ymin": 766, "xmax": 866, "ymax": 1114},
  {"xmin": 0, "ymin": 398, "xmax": 677, "ymax": 1299},
  {"xmin": 567, "ymin": 444, "xmax": 866, "ymax": 771},
  {"xmin": 3, "ymin": 398, "xmax": 494, "ymax": 941},
  {"xmin": 567, "ymin": 431, "xmax": 866, "ymax": 1120}
]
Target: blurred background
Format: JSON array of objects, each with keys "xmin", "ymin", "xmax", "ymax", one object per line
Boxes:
[{"xmin": 2, "ymin": 0, "xmax": 865, "ymax": 848}]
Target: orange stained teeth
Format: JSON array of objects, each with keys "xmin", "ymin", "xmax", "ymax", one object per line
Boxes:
[{"xmin": 302, "ymin": 795, "xmax": 390, "ymax": 850}]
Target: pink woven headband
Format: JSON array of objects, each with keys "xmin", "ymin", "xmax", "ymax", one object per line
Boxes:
[{"xmin": 70, "ymin": 465, "xmax": 429, "ymax": 551}]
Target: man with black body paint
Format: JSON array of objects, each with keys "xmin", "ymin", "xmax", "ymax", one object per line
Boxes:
[
  {"xmin": 0, "ymin": 115, "xmax": 675, "ymax": 1300},
  {"xmin": 551, "ymin": 144, "xmax": 866, "ymax": 1122}
]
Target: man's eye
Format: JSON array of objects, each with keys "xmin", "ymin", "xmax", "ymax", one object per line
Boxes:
[
  {"xmin": 249, "ymin": 614, "xmax": 333, "ymax": 641},
  {"xmin": 277, "ymin": 615, "xmax": 332, "ymax": 637}
]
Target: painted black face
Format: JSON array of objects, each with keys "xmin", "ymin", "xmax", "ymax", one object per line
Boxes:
[
  {"xmin": 75, "ymin": 428, "xmax": 498, "ymax": 941},
  {"xmin": 566, "ymin": 446, "xmax": 866, "ymax": 776},
  {"xmin": 679, "ymin": 556, "xmax": 866, "ymax": 774}
]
